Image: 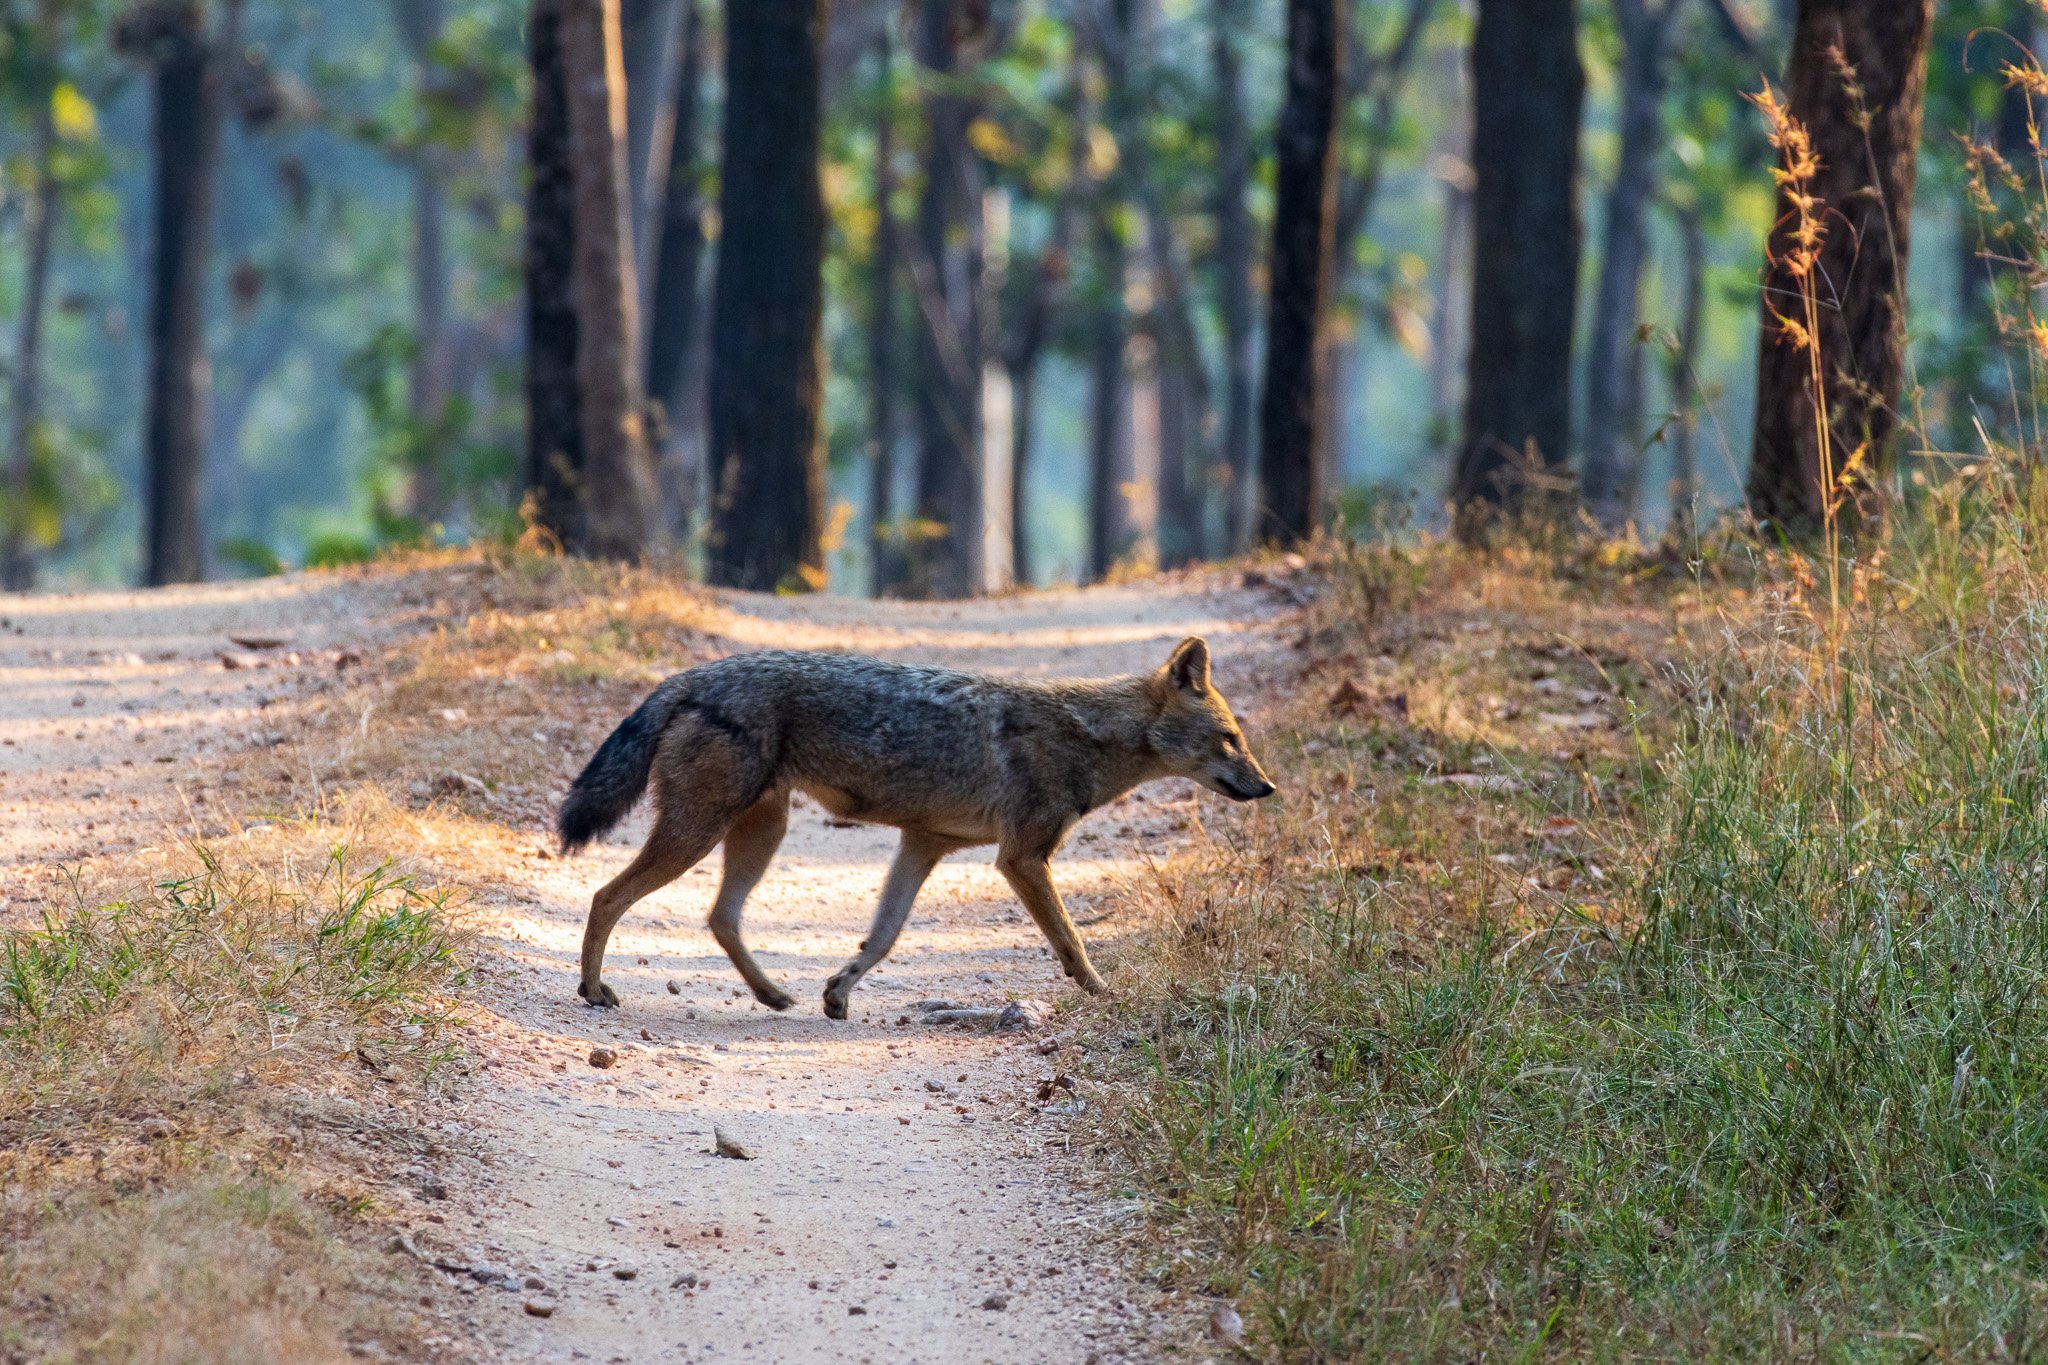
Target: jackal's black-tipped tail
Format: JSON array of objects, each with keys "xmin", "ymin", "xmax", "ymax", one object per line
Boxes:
[{"xmin": 558, "ymin": 681, "xmax": 687, "ymax": 853}]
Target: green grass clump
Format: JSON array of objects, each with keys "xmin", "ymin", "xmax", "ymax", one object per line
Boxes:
[{"xmin": 1106, "ymin": 502, "xmax": 2048, "ymax": 1359}]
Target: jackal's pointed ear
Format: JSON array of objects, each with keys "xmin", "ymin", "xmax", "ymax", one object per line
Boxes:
[{"xmin": 1166, "ymin": 636, "xmax": 1211, "ymax": 694}]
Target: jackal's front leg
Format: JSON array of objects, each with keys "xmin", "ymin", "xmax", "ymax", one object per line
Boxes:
[
  {"xmin": 995, "ymin": 848, "xmax": 1106, "ymax": 994},
  {"xmin": 823, "ymin": 830, "xmax": 953, "ymax": 1020}
]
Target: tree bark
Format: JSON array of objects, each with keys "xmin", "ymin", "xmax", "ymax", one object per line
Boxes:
[
  {"xmin": 3, "ymin": 23, "xmax": 59, "ymax": 592},
  {"xmin": 139, "ymin": 0, "xmax": 238, "ymax": 586},
  {"xmin": 1668, "ymin": 205, "xmax": 1706, "ymax": 539},
  {"xmin": 561, "ymin": 0, "xmax": 657, "ymax": 559},
  {"xmin": 1255, "ymin": 0, "xmax": 1342, "ymax": 546},
  {"xmin": 869, "ymin": 27, "xmax": 903, "ymax": 595},
  {"xmin": 910, "ymin": 0, "xmax": 983, "ymax": 599},
  {"xmin": 1451, "ymin": 0, "xmax": 1584, "ymax": 531},
  {"xmin": 1746, "ymin": 0, "xmax": 1934, "ymax": 533},
  {"xmin": 623, "ymin": 0, "xmax": 688, "ymax": 321},
  {"xmin": 524, "ymin": 0, "xmax": 584, "ymax": 546},
  {"xmin": 644, "ymin": 0, "xmax": 706, "ymax": 540},
  {"xmin": 1211, "ymin": 0, "xmax": 1257, "ymax": 554},
  {"xmin": 1086, "ymin": 208, "xmax": 1128, "ymax": 581},
  {"xmin": 705, "ymin": 0, "xmax": 827, "ymax": 590},
  {"xmin": 1580, "ymin": 0, "xmax": 1684, "ymax": 529}
]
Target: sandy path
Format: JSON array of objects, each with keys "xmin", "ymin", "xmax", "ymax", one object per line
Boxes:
[{"xmin": 0, "ymin": 571, "xmax": 1282, "ymax": 1363}]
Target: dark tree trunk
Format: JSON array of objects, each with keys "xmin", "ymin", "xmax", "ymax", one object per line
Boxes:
[
  {"xmin": 563, "ymin": 0, "xmax": 656, "ymax": 558},
  {"xmin": 1255, "ymin": 0, "xmax": 1342, "ymax": 546},
  {"xmin": 1211, "ymin": 0, "xmax": 1257, "ymax": 554},
  {"xmin": 1668, "ymin": 205, "xmax": 1706, "ymax": 539},
  {"xmin": 1580, "ymin": 0, "xmax": 1684, "ymax": 528},
  {"xmin": 1747, "ymin": 0, "xmax": 1934, "ymax": 533},
  {"xmin": 1451, "ymin": 0, "xmax": 1584, "ymax": 531},
  {"xmin": 3, "ymin": 28, "xmax": 58, "ymax": 592},
  {"xmin": 869, "ymin": 27, "xmax": 903, "ymax": 595},
  {"xmin": 1086, "ymin": 209, "xmax": 1128, "ymax": 582},
  {"xmin": 623, "ymin": 0, "xmax": 688, "ymax": 308},
  {"xmin": 140, "ymin": 1, "xmax": 236, "ymax": 586},
  {"xmin": 644, "ymin": 0, "xmax": 706, "ymax": 539},
  {"xmin": 525, "ymin": 0, "xmax": 585, "ymax": 545},
  {"xmin": 910, "ymin": 0, "xmax": 983, "ymax": 599},
  {"xmin": 705, "ymin": 0, "xmax": 827, "ymax": 590}
]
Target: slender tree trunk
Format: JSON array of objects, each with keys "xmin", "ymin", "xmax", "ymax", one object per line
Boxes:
[
  {"xmin": 3, "ymin": 43, "xmax": 59, "ymax": 592},
  {"xmin": 644, "ymin": 0, "xmax": 706, "ymax": 540},
  {"xmin": 623, "ymin": 0, "xmax": 688, "ymax": 321},
  {"xmin": 1087, "ymin": 209, "xmax": 1128, "ymax": 581},
  {"xmin": 561, "ymin": 0, "xmax": 656, "ymax": 559},
  {"xmin": 705, "ymin": 0, "xmax": 827, "ymax": 589},
  {"xmin": 524, "ymin": 0, "xmax": 585, "ymax": 544},
  {"xmin": 1212, "ymin": 0, "xmax": 1257, "ymax": 553},
  {"xmin": 869, "ymin": 28, "xmax": 903, "ymax": 596},
  {"xmin": 1255, "ymin": 0, "xmax": 1342, "ymax": 546},
  {"xmin": 1747, "ymin": 0, "xmax": 1934, "ymax": 532},
  {"xmin": 979, "ymin": 189, "xmax": 1014, "ymax": 591},
  {"xmin": 1006, "ymin": 42, "xmax": 1093, "ymax": 587},
  {"xmin": 396, "ymin": 0, "xmax": 452, "ymax": 520},
  {"xmin": 1451, "ymin": 0, "xmax": 1584, "ymax": 532},
  {"xmin": 1580, "ymin": 0, "xmax": 1683, "ymax": 528},
  {"xmin": 142, "ymin": 0, "xmax": 238, "ymax": 586},
  {"xmin": 1668, "ymin": 204, "xmax": 1706, "ymax": 539},
  {"xmin": 910, "ymin": 0, "xmax": 983, "ymax": 599}
]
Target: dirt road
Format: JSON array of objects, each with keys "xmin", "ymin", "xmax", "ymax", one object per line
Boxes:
[{"xmin": 0, "ymin": 569, "xmax": 1282, "ymax": 1363}]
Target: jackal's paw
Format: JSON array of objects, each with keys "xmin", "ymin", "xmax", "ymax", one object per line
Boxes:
[
  {"xmin": 578, "ymin": 979, "xmax": 620, "ymax": 1008},
  {"xmin": 822, "ymin": 974, "xmax": 851, "ymax": 1021},
  {"xmin": 1072, "ymin": 970, "xmax": 1108, "ymax": 996},
  {"xmin": 753, "ymin": 984, "xmax": 795, "ymax": 1012}
]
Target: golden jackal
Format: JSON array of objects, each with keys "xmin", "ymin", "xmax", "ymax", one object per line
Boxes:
[{"xmin": 557, "ymin": 636, "xmax": 1274, "ymax": 1016}]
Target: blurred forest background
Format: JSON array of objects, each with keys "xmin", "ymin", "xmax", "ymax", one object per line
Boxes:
[{"xmin": 0, "ymin": 0, "xmax": 2016, "ymax": 594}]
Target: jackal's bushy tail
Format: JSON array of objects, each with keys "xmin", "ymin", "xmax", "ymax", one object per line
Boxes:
[{"xmin": 558, "ymin": 681, "xmax": 686, "ymax": 852}]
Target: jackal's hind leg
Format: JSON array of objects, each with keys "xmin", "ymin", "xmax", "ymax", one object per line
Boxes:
[
  {"xmin": 707, "ymin": 791, "xmax": 795, "ymax": 1010},
  {"xmin": 823, "ymin": 830, "xmax": 953, "ymax": 1020},
  {"xmin": 581, "ymin": 804, "xmax": 730, "ymax": 1007}
]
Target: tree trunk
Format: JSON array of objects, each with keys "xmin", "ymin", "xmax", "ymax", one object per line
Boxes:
[
  {"xmin": 1211, "ymin": 0, "xmax": 1257, "ymax": 554},
  {"xmin": 1668, "ymin": 204, "xmax": 1706, "ymax": 539},
  {"xmin": 644, "ymin": 0, "xmax": 706, "ymax": 540},
  {"xmin": 1580, "ymin": 0, "xmax": 1683, "ymax": 528},
  {"xmin": 705, "ymin": 0, "xmax": 827, "ymax": 590},
  {"xmin": 1255, "ymin": 0, "xmax": 1342, "ymax": 546},
  {"xmin": 1006, "ymin": 41, "xmax": 1093, "ymax": 588},
  {"xmin": 142, "ymin": 0, "xmax": 237, "ymax": 587},
  {"xmin": 869, "ymin": 27, "xmax": 903, "ymax": 595},
  {"xmin": 1451, "ymin": 0, "xmax": 1584, "ymax": 531},
  {"xmin": 1086, "ymin": 209, "xmax": 1128, "ymax": 581},
  {"xmin": 561, "ymin": 0, "xmax": 656, "ymax": 559},
  {"xmin": 396, "ymin": 0, "xmax": 452, "ymax": 521},
  {"xmin": 910, "ymin": 0, "xmax": 983, "ymax": 599},
  {"xmin": 623, "ymin": 0, "xmax": 688, "ymax": 321},
  {"xmin": 3, "ymin": 37, "xmax": 59, "ymax": 592},
  {"xmin": 1747, "ymin": 0, "xmax": 1934, "ymax": 532},
  {"xmin": 524, "ymin": 0, "xmax": 584, "ymax": 545}
]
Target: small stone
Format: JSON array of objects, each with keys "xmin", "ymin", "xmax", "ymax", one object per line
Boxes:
[
  {"xmin": 666, "ymin": 981, "xmax": 681, "ymax": 995},
  {"xmin": 980, "ymin": 1294, "xmax": 1009, "ymax": 1311},
  {"xmin": 432, "ymin": 771, "xmax": 487, "ymax": 797},
  {"xmin": 712, "ymin": 1127, "xmax": 753, "ymax": 1160},
  {"xmin": 847, "ymin": 1305, "xmax": 867, "ymax": 1316},
  {"xmin": 523, "ymin": 1275, "xmax": 546, "ymax": 1290},
  {"xmin": 612, "ymin": 1265, "xmax": 638, "ymax": 1281},
  {"xmin": 588, "ymin": 1047, "xmax": 619, "ymax": 1070},
  {"xmin": 139, "ymin": 1117, "xmax": 176, "ymax": 1141},
  {"xmin": 640, "ymin": 1027, "xmax": 653, "ymax": 1041},
  {"xmin": 1035, "ymin": 1035, "xmax": 1063, "ymax": 1055},
  {"xmin": 670, "ymin": 1273, "xmax": 698, "ymax": 1290},
  {"xmin": 523, "ymin": 1297, "xmax": 557, "ymax": 1318},
  {"xmin": 923, "ymin": 1078, "xmax": 947, "ymax": 1093},
  {"xmin": 1207, "ymin": 1305, "xmax": 1246, "ymax": 1345}
]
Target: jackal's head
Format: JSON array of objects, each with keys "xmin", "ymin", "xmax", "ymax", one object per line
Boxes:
[{"xmin": 1149, "ymin": 637, "xmax": 1276, "ymax": 802}]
